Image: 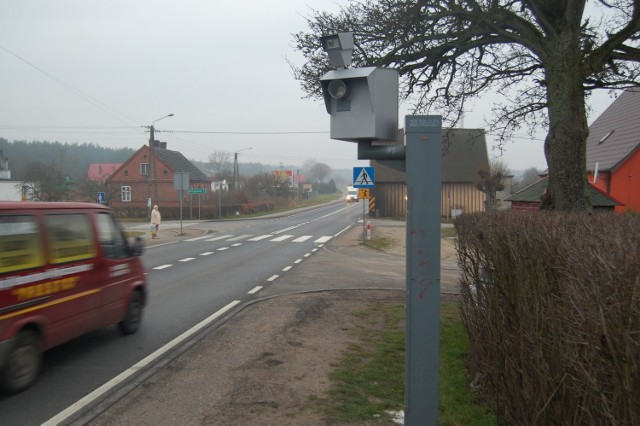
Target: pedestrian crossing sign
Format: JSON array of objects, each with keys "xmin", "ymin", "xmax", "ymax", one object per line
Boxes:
[{"xmin": 353, "ymin": 167, "xmax": 375, "ymax": 188}]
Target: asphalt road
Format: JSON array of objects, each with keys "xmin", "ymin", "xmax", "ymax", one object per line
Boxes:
[{"xmin": 0, "ymin": 202, "xmax": 363, "ymax": 425}]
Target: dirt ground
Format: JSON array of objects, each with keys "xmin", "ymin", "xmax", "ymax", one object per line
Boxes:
[{"xmin": 90, "ymin": 225, "xmax": 459, "ymax": 425}]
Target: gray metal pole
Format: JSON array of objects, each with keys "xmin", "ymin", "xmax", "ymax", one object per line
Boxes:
[{"xmin": 404, "ymin": 115, "xmax": 442, "ymax": 425}]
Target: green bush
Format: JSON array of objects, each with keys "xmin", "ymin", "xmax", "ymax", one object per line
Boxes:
[{"xmin": 455, "ymin": 211, "xmax": 640, "ymax": 424}]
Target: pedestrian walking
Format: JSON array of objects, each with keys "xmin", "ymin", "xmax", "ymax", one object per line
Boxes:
[{"xmin": 150, "ymin": 205, "xmax": 161, "ymax": 239}]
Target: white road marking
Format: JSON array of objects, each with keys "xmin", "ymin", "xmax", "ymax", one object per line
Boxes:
[
  {"xmin": 43, "ymin": 300, "xmax": 242, "ymax": 426},
  {"xmin": 314, "ymin": 236, "xmax": 332, "ymax": 243},
  {"xmin": 217, "ymin": 247, "xmax": 230, "ymax": 251},
  {"xmin": 292, "ymin": 235, "xmax": 312, "ymax": 242},
  {"xmin": 179, "ymin": 258, "xmax": 196, "ymax": 262},
  {"xmin": 206, "ymin": 234, "xmax": 233, "ymax": 241},
  {"xmin": 231, "ymin": 243, "xmax": 243, "ymax": 247},
  {"xmin": 267, "ymin": 275, "xmax": 279, "ymax": 282},
  {"xmin": 185, "ymin": 235, "xmax": 213, "ymax": 242},
  {"xmin": 226, "ymin": 234, "xmax": 252, "ymax": 241},
  {"xmin": 312, "ymin": 248, "xmax": 318, "ymax": 252},
  {"xmin": 294, "ymin": 259, "xmax": 303, "ymax": 264},
  {"xmin": 271, "ymin": 235, "xmax": 293, "ymax": 242},
  {"xmin": 282, "ymin": 266, "xmax": 292, "ymax": 272},
  {"xmin": 200, "ymin": 252, "xmax": 214, "ymax": 256},
  {"xmin": 304, "ymin": 253, "xmax": 311, "ymax": 257},
  {"xmin": 272, "ymin": 225, "xmax": 298, "ymax": 234},
  {"xmin": 248, "ymin": 235, "xmax": 272, "ymax": 241},
  {"xmin": 248, "ymin": 286, "xmax": 263, "ymax": 294},
  {"xmin": 153, "ymin": 264, "xmax": 172, "ymax": 270}
]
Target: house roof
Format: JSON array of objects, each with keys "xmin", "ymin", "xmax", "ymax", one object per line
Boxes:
[
  {"xmin": 441, "ymin": 129, "xmax": 490, "ymax": 183},
  {"xmin": 155, "ymin": 148, "xmax": 209, "ymax": 181},
  {"xmin": 87, "ymin": 163, "xmax": 121, "ymax": 181},
  {"xmin": 506, "ymin": 176, "xmax": 623, "ymax": 207},
  {"xmin": 373, "ymin": 127, "xmax": 490, "ymax": 183},
  {"xmin": 586, "ymin": 88, "xmax": 640, "ymax": 172}
]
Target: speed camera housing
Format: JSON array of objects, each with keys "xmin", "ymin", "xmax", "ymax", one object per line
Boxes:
[{"xmin": 320, "ymin": 66, "xmax": 398, "ymax": 142}]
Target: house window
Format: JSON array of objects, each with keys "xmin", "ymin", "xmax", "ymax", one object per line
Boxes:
[
  {"xmin": 121, "ymin": 185, "xmax": 132, "ymax": 202},
  {"xmin": 124, "ymin": 170, "xmax": 128, "ymax": 177},
  {"xmin": 140, "ymin": 163, "xmax": 150, "ymax": 176}
]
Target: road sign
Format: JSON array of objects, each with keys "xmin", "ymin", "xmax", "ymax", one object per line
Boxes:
[
  {"xmin": 96, "ymin": 192, "xmax": 105, "ymax": 204},
  {"xmin": 188, "ymin": 188, "xmax": 207, "ymax": 194},
  {"xmin": 353, "ymin": 167, "xmax": 375, "ymax": 188},
  {"xmin": 358, "ymin": 188, "xmax": 371, "ymax": 199}
]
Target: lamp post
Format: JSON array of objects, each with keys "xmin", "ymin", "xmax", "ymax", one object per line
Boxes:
[
  {"xmin": 232, "ymin": 147, "xmax": 252, "ymax": 195},
  {"xmin": 148, "ymin": 113, "xmax": 174, "ymax": 210},
  {"xmin": 215, "ymin": 179, "xmax": 228, "ymax": 218}
]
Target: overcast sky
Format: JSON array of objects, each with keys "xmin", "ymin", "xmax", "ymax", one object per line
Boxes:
[{"xmin": 0, "ymin": 0, "xmax": 618, "ymax": 172}]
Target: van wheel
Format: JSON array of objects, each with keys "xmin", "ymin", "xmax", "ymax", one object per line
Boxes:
[
  {"xmin": 0, "ymin": 330, "xmax": 42, "ymax": 394},
  {"xmin": 119, "ymin": 291, "xmax": 143, "ymax": 335}
]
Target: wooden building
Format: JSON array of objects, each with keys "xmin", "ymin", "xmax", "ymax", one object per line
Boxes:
[{"xmin": 371, "ymin": 128, "xmax": 490, "ymax": 218}]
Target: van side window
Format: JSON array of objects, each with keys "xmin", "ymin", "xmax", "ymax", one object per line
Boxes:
[
  {"xmin": 0, "ymin": 215, "xmax": 45, "ymax": 274},
  {"xmin": 96, "ymin": 213, "xmax": 129, "ymax": 259},
  {"xmin": 46, "ymin": 214, "xmax": 96, "ymax": 264}
]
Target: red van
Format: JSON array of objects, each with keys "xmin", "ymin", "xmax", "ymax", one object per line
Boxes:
[{"xmin": 0, "ymin": 202, "xmax": 147, "ymax": 393}]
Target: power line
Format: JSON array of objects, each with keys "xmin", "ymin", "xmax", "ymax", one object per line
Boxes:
[
  {"xmin": 0, "ymin": 44, "xmax": 142, "ymax": 131},
  {"xmin": 157, "ymin": 130, "xmax": 329, "ymax": 135}
]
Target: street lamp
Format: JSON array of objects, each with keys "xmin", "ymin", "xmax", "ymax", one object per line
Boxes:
[
  {"xmin": 232, "ymin": 147, "xmax": 253, "ymax": 194},
  {"xmin": 148, "ymin": 113, "xmax": 174, "ymax": 209}
]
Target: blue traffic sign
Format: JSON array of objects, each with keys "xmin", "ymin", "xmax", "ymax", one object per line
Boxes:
[
  {"xmin": 353, "ymin": 167, "xmax": 375, "ymax": 188},
  {"xmin": 97, "ymin": 191, "xmax": 106, "ymax": 204}
]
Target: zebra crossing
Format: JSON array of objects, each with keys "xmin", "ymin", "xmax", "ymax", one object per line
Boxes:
[{"xmin": 184, "ymin": 233, "xmax": 333, "ymax": 244}]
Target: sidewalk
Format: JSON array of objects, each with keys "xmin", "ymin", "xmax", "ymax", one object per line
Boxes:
[{"xmin": 85, "ymin": 220, "xmax": 459, "ymax": 425}]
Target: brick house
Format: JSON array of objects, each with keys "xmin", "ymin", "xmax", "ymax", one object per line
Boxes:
[
  {"xmin": 585, "ymin": 88, "xmax": 640, "ymax": 213},
  {"xmin": 87, "ymin": 163, "xmax": 121, "ymax": 182},
  {"xmin": 105, "ymin": 143, "xmax": 211, "ymax": 215}
]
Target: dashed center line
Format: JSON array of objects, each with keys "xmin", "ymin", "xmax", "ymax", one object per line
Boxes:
[
  {"xmin": 267, "ymin": 275, "xmax": 279, "ymax": 282},
  {"xmin": 153, "ymin": 264, "xmax": 172, "ymax": 270},
  {"xmin": 282, "ymin": 266, "xmax": 292, "ymax": 272},
  {"xmin": 179, "ymin": 258, "xmax": 196, "ymax": 262}
]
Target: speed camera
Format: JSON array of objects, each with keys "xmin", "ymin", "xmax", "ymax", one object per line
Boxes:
[{"xmin": 320, "ymin": 66, "xmax": 398, "ymax": 142}]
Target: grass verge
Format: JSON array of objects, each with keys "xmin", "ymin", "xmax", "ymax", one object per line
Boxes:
[{"xmin": 324, "ymin": 301, "xmax": 495, "ymax": 424}]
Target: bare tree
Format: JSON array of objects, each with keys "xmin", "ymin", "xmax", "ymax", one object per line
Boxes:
[
  {"xmin": 22, "ymin": 161, "xmax": 73, "ymax": 201},
  {"xmin": 302, "ymin": 159, "xmax": 332, "ymax": 182},
  {"xmin": 291, "ymin": 0, "xmax": 640, "ymax": 211},
  {"xmin": 208, "ymin": 150, "xmax": 232, "ymax": 180},
  {"xmin": 477, "ymin": 160, "xmax": 508, "ymax": 210},
  {"xmin": 512, "ymin": 167, "xmax": 545, "ymax": 193}
]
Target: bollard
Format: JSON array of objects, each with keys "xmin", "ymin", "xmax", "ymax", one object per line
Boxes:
[{"xmin": 366, "ymin": 221, "xmax": 371, "ymax": 240}]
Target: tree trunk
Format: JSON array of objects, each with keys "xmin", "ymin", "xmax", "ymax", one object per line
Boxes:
[{"xmin": 542, "ymin": 38, "xmax": 591, "ymax": 212}]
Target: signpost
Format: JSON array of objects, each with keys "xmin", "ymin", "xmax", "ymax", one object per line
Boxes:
[
  {"xmin": 353, "ymin": 167, "xmax": 375, "ymax": 239},
  {"xmin": 173, "ymin": 172, "xmax": 190, "ymax": 234}
]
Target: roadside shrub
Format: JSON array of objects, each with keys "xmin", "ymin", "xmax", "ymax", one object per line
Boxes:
[{"xmin": 455, "ymin": 211, "xmax": 640, "ymax": 425}]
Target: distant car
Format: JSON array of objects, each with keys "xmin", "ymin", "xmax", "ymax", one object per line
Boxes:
[{"xmin": 346, "ymin": 187, "xmax": 359, "ymax": 202}]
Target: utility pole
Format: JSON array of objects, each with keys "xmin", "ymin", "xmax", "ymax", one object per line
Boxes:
[
  {"xmin": 147, "ymin": 113, "xmax": 174, "ymax": 212},
  {"xmin": 232, "ymin": 147, "xmax": 252, "ymax": 195}
]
